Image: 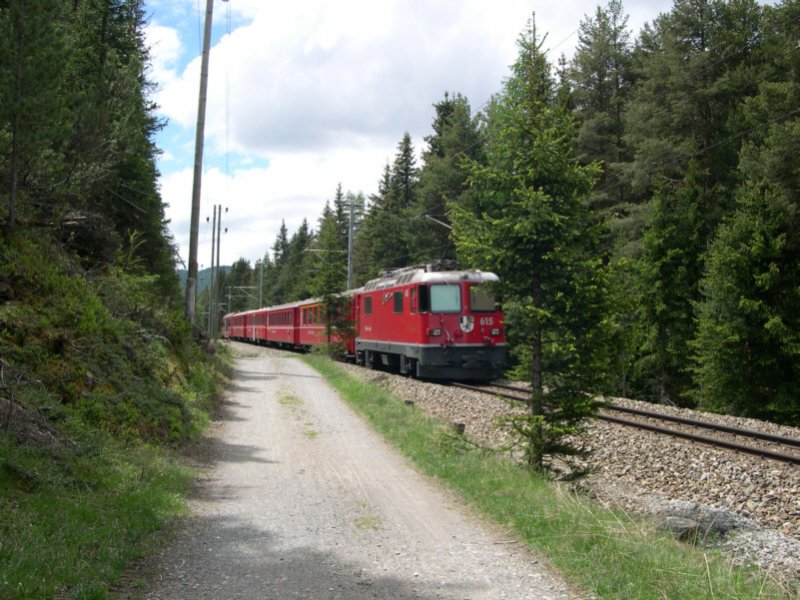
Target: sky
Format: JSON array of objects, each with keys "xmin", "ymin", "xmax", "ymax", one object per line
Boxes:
[{"xmin": 143, "ymin": 0, "xmax": 675, "ymax": 269}]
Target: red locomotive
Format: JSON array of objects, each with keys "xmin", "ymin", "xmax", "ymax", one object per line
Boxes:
[{"xmin": 221, "ymin": 264, "xmax": 506, "ymax": 380}]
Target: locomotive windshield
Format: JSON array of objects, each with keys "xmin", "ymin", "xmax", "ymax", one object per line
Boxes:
[
  {"xmin": 469, "ymin": 284, "xmax": 497, "ymax": 312},
  {"xmin": 429, "ymin": 284, "xmax": 461, "ymax": 313}
]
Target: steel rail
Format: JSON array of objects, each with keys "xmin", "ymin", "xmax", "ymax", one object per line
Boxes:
[
  {"xmin": 598, "ymin": 413, "xmax": 800, "ymax": 466},
  {"xmin": 450, "ymin": 381, "xmax": 800, "ymax": 466},
  {"xmin": 449, "ymin": 381, "xmax": 531, "ymax": 403},
  {"xmin": 601, "ymin": 403, "xmax": 800, "ymax": 449}
]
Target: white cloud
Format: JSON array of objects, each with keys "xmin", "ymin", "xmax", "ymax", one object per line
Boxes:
[
  {"xmin": 144, "ymin": 23, "xmax": 182, "ymax": 87},
  {"xmin": 147, "ymin": 0, "xmax": 676, "ymax": 267},
  {"xmin": 162, "ymin": 144, "xmax": 392, "ymax": 266}
]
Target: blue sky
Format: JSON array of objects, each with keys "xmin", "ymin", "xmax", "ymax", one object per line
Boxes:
[{"xmin": 143, "ymin": 0, "xmax": 675, "ymax": 268}]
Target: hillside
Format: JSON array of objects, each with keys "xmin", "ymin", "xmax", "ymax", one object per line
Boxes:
[
  {"xmin": 0, "ymin": 232, "xmax": 222, "ymax": 598},
  {"xmin": 177, "ymin": 265, "xmax": 231, "ymax": 295}
]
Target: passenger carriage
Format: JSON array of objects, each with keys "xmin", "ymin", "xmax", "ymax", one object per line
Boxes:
[{"xmin": 263, "ymin": 302, "xmax": 299, "ymax": 348}]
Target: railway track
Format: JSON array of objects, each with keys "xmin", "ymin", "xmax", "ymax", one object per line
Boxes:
[{"xmin": 449, "ymin": 381, "xmax": 800, "ymax": 466}]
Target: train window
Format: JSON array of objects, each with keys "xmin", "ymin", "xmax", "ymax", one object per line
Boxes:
[
  {"xmin": 430, "ymin": 284, "xmax": 461, "ymax": 313},
  {"xmin": 364, "ymin": 295, "xmax": 372, "ymax": 315},
  {"xmin": 393, "ymin": 291, "xmax": 403, "ymax": 314},
  {"xmin": 470, "ymin": 285, "xmax": 497, "ymax": 312},
  {"xmin": 418, "ymin": 285, "xmax": 429, "ymax": 313},
  {"xmin": 410, "ymin": 288, "xmax": 416, "ymax": 313}
]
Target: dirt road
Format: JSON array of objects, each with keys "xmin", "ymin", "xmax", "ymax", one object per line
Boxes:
[{"xmin": 137, "ymin": 346, "xmax": 577, "ymax": 599}]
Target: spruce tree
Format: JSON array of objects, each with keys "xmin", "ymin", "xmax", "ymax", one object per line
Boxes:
[
  {"xmin": 355, "ymin": 135, "xmax": 419, "ymax": 279},
  {"xmin": 450, "ymin": 19, "xmax": 607, "ymax": 471},
  {"xmin": 0, "ymin": 0, "xmax": 68, "ymax": 231},
  {"xmin": 312, "ymin": 202, "xmax": 350, "ymax": 350},
  {"xmin": 636, "ymin": 166, "xmax": 706, "ymax": 404},
  {"xmin": 410, "ymin": 92, "xmax": 485, "ymax": 264},
  {"xmin": 692, "ymin": 3, "xmax": 800, "ymax": 423},
  {"xmin": 569, "ymin": 0, "xmax": 633, "ymax": 248}
]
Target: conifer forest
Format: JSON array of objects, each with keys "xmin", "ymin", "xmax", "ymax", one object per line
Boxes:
[{"xmin": 2, "ymin": 0, "xmax": 800, "ymax": 425}]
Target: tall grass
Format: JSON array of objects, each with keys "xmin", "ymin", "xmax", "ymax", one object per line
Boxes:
[{"xmin": 304, "ymin": 355, "xmax": 793, "ymax": 599}]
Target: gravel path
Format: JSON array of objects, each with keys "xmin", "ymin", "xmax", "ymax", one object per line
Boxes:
[{"xmin": 134, "ymin": 347, "xmax": 577, "ymax": 599}]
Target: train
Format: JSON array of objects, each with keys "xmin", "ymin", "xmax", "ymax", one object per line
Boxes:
[{"xmin": 221, "ymin": 263, "xmax": 507, "ymax": 380}]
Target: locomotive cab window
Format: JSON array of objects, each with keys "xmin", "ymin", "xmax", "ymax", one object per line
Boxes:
[
  {"xmin": 393, "ymin": 291, "xmax": 403, "ymax": 314},
  {"xmin": 364, "ymin": 295, "xmax": 373, "ymax": 315},
  {"xmin": 417, "ymin": 285, "xmax": 429, "ymax": 313},
  {"xmin": 429, "ymin": 284, "xmax": 460, "ymax": 313},
  {"xmin": 469, "ymin": 285, "xmax": 497, "ymax": 312}
]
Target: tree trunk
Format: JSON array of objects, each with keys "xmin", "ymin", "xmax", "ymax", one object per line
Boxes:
[
  {"xmin": 530, "ymin": 272, "xmax": 544, "ymax": 415},
  {"xmin": 7, "ymin": 2, "xmax": 23, "ymax": 234}
]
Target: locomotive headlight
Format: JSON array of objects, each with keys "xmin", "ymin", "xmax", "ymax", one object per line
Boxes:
[
  {"xmin": 491, "ymin": 328, "xmax": 500, "ymax": 336},
  {"xmin": 428, "ymin": 328, "xmax": 442, "ymax": 336}
]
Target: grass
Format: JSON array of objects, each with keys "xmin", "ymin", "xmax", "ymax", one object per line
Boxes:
[
  {"xmin": 303, "ymin": 354, "xmax": 794, "ymax": 600},
  {"xmin": 0, "ymin": 430, "xmax": 194, "ymax": 599}
]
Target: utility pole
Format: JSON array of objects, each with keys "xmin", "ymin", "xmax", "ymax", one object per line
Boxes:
[
  {"xmin": 214, "ymin": 204, "xmax": 222, "ymax": 338},
  {"xmin": 347, "ymin": 194, "xmax": 354, "ymax": 289},
  {"xmin": 185, "ymin": 0, "xmax": 219, "ymax": 324},
  {"xmin": 208, "ymin": 204, "xmax": 218, "ymax": 335},
  {"xmin": 258, "ymin": 259, "xmax": 264, "ymax": 307}
]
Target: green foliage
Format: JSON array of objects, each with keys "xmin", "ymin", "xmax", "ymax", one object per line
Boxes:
[
  {"xmin": 568, "ymin": 0, "xmax": 634, "ymax": 249},
  {"xmin": 0, "ymin": 235, "xmax": 216, "ymax": 444},
  {"xmin": 693, "ymin": 184, "xmax": 800, "ymax": 422},
  {"xmin": 692, "ymin": 77, "xmax": 800, "ymax": 422},
  {"xmin": 409, "ymin": 92, "xmax": 485, "ymax": 264},
  {"xmin": 354, "ymin": 134, "xmax": 419, "ymax": 280},
  {"xmin": 635, "ymin": 167, "xmax": 707, "ymax": 405},
  {"xmin": 0, "ymin": 3, "xmax": 224, "ymax": 596},
  {"xmin": 0, "ymin": 0, "xmax": 69, "ymax": 228},
  {"xmin": 451, "ymin": 19, "xmax": 607, "ymax": 470},
  {"xmin": 0, "ymin": 231, "xmax": 221, "ymax": 598},
  {"xmin": 0, "ymin": 429, "xmax": 194, "ymax": 599}
]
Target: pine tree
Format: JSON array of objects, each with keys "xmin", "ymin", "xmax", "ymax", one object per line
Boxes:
[
  {"xmin": 355, "ymin": 135, "xmax": 419, "ymax": 279},
  {"xmin": 636, "ymin": 166, "xmax": 706, "ymax": 404},
  {"xmin": 693, "ymin": 183, "xmax": 800, "ymax": 422},
  {"xmin": 623, "ymin": 0, "xmax": 767, "ymax": 403},
  {"xmin": 450, "ymin": 19, "xmax": 606, "ymax": 471},
  {"xmin": 0, "ymin": 0, "xmax": 68, "ymax": 231},
  {"xmin": 409, "ymin": 92, "xmax": 485, "ymax": 264},
  {"xmin": 568, "ymin": 0, "xmax": 633, "ymax": 253},
  {"xmin": 284, "ymin": 219, "xmax": 314, "ymax": 302},
  {"xmin": 221, "ymin": 258, "xmax": 253, "ymax": 314},
  {"xmin": 692, "ymin": 2, "xmax": 800, "ymax": 422},
  {"xmin": 312, "ymin": 202, "xmax": 350, "ymax": 349}
]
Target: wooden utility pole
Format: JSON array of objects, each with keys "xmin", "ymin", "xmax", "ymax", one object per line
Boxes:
[
  {"xmin": 185, "ymin": 0, "xmax": 216, "ymax": 323},
  {"xmin": 214, "ymin": 204, "xmax": 222, "ymax": 337},
  {"xmin": 347, "ymin": 195, "xmax": 354, "ymax": 289},
  {"xmin": 208, "ymin": 204, "xmax": 218, "ymax": 335}
]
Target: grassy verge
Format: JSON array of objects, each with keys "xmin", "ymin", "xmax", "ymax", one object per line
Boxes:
[
  {"xmin": 0, "ymin": 430, "xmax": 193, "ymax": 599},
  {"xmin": 304, "ymin": 354, "xmax": 792, "ymax": 599}
]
